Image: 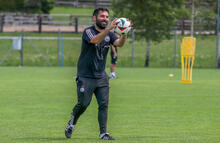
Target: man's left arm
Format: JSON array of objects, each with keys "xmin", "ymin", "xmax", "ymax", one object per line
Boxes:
[
  {"xmin": 113, "ymin": 35, "xmax": 127, "ymax": 47},
  {"xmin": 111, "ymin": 45, "xmax": 117, "ymax": 57}
]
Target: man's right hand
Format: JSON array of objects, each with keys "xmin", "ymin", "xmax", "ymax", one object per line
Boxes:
[{"xmin": 107, "ymin": 18, "xmax": 118, "ymax": 30}]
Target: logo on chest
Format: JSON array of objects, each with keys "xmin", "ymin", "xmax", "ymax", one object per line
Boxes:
[{"xmin": 104, "ymin": 36, "xmax": 110, "ymax": 42}]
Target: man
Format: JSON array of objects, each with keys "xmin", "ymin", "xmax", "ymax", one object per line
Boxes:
[
  {"xmin": 65, "ymin": 8, "xmax": 128, "ymax": 140},
  {"xmin": 109, "ymin": 45, "xmax": 118, "ymax": 79}
]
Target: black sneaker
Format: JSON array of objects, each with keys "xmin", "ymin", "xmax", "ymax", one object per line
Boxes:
[
  {"xmin": 100, "ymin": 133, "xmax": 115, "ymax": 140},
  {"xmin": 65, "ymin": 121, "xmax": 74, "ymax": 138}
]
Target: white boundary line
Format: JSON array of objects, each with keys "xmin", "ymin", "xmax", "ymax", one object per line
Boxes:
[
  {"xmin": 0, "ymin": 36, "xmax": 132, "ymax": 41},
  {"xmin": 0, "ymin": 36, "xmax": 81, "ymax": 40}
]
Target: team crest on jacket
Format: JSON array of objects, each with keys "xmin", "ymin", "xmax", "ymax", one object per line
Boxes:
[{"xmin": 105, "ymin": 36, "xmax": 110, "ymax": 42}]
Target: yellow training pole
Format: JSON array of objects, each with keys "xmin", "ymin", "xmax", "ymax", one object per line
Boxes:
[{"xmin": 181, "ymin": 37, "xmax": 196, "ymax": 83}]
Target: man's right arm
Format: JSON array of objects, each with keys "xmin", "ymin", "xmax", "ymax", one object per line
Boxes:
[
  {"xmin": 90, "ymin": 19, "xmax": 118, "ymax": 44},
  {"xmin": 90, "ymin": 27, "xmax": 112, "ymax": 44}
]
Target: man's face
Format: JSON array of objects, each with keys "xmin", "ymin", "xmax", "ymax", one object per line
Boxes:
[{"xmin": 95, "ymin": 10, "xmax": 109, "ymax": 29}]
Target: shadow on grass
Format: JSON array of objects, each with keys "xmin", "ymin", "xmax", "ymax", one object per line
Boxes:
[
  {"xmin": 14, "ymin": 136, "xmax": 96, "ymax": 142},
  {"xmin": 14, "ymin": 137, "xmax": 66, "ymax": 141},
  {"xmin": 13, "ymin": 135, "xmax": 159, "ymax": 142}
]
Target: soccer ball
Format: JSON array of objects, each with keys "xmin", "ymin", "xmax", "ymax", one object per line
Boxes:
[{"xmin": 114, "ymin": 18, "xmax": 131, "ymax": 35}]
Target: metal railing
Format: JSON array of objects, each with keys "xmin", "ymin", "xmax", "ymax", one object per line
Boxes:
[
  {"xmin": 0, "ymin": 13, "xmax": 217, "ymax": 35},
  {"xmin": 0, "ymin": 13, "xmax": 92, "ymax": 33},
  {"xmin": 55, "ymin": 0, "xmax": 112, "ymax": 8}
]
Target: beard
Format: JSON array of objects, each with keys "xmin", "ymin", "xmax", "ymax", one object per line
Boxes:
[{"xmin": 96, "ymin": 18, "xmax": 108, "ymax": 29}]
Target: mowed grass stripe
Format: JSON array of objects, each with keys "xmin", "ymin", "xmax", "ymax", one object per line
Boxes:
[{"xmin": 0, "ymin": 67, "xmax": 220, "ymax": 143}]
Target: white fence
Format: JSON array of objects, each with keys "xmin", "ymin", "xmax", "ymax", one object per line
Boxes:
[
  {"xmin": 55, "ymin": 0, "xmax": 112, "ymax": 8},
  {"xmin": 0, "ymin": 13, "xmax": 92, "ymax": 33}
]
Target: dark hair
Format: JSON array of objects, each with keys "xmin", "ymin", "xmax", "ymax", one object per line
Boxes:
[{"xmin": 93, "ymin": 8, "xmax": 109, "ymax": 17}]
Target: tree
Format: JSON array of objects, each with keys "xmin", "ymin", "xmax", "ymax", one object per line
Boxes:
[
  {"xmin": 184, "ymin": 0, "xmax": 217, "ymax": 35},
  {"xmin": 0, "ymin": 0, "xmax": 55, "ymax": 14},
  {"xmin": 24, "ymin": 0, "xmax": 55, "ymax": 14},
  {"xmin": 0, "ymin": 0, "xmax": 25, "ymax": 12},
  {"xmin": 112, "ymin": 0, "xmax": 185, "ymax": 67},
  {"xmin": 40, "ymin": 0, "xmax": 55, "ymax": 14}
]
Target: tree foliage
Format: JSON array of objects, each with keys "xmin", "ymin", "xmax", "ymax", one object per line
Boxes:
[
  {"xmin": 0, "ymin": 0, "xmax": 25, "ymax": 12},
  {"xmin": 112, "ymin": 0, "xmax": 185, "ymax": 42},
  {"xmin": 0, "ymin": 0, "xmax": 55, "ymax": 14},
  {"xmin": 185, "ymin": 0, "xmax": 217, "ymax": 32}
]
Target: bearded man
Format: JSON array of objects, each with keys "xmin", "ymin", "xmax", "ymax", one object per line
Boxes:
[{"xmin": 65, "ymin": 8, "xmax": 128, "ymax": 140}]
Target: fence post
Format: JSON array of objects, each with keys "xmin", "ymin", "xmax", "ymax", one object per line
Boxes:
[
  {"xmin": 0, "ymin": 15, "xmax": 4, "ymax": 32},
  {"xmin": 181, "ymin": 19, "xmax": 185, "ymax": 35},
  {"xmin": 38, "ymin": 15, "xmax": 42, "ymax": 33},
  {"xmin": 216, "ymin": 0, "xmax": 220, "ymax": 68},
  {"xmin": 75, "ymin": 17, "xmax": 78, "ymax": 33},
  {"xmin": 61, "ymin": 38, "xmax": 64, "ymax": 67},
  {"xmin": 174, "ymin": 27, "xmax": 177, "ymax": 68},
  {"xmin": 20, "ymin": 30, "xmax": 24, "ymax": 66},
  {"xmin": 57, "ymin": 29, "xmax": 61, "ymax": 66},
  {"xmin": 131, "ymin": 29, "xmax": 135, "ymax": 67},
  {"xmin": 69, "ymin": 15, "xmax": 73, "ymax": 26},
  {"xmin": 95, "ymin": 0, "xmax": 98, "ymax": 8}
]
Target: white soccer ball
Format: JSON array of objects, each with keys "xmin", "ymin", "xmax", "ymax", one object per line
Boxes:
[{"xmin": 114, "ymin": 18, "xmax": 131, "ymax": 35}]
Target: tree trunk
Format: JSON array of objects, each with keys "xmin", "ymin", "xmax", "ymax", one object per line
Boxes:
[
  {"xmin": 217, "ymin": 0, "xmax": 220, "ymax": 68},
  {"xmin": 190, "ymin": 0, "xmax": 194, "ymax": 37},
  {"xmin": 145, "ymin": 38, "xmax": 150, "ymax": 67}
]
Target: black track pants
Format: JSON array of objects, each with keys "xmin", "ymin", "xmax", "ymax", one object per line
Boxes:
[{"xmin": 71, "ymin": 76, "xmax": 109, "ymax": 134}]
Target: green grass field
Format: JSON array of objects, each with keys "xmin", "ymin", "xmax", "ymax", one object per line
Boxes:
[
  {"xmin": 0, "ymin": 67, "xmax": 220, "ymax": 143},
  {"xmin": 50, "ymin": 7, "xmax": 94, "ymax": 15},
  {"xmin": 50, "ymin": 7, "xmax": 113, "ymax": 15}
]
